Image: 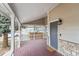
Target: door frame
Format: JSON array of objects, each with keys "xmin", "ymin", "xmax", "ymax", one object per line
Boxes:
[{"xmin": 48, "ymin": 18, "xmax": 60, "ymax": 50}]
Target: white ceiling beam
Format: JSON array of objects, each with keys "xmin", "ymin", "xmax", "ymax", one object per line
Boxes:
[{"xmin": 2, "ymin": 3, "xmax": 22, "ymax": 25}]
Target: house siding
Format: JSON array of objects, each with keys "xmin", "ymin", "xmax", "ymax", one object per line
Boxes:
[{"xmin": 48, "ymin": 3, "xmax": 79, "ymax": 43}]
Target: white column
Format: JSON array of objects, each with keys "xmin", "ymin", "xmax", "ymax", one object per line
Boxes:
[
  {"xmin": 11, "ymin": 15, "xmax": 15, "ymax": 52},
  {"xmin": 34, "ymin": 25, "xmax": 36, "ymax": 40},
  {"xmin": 18, "ymin": 22, "xmax": 21, "ymax": 48}
]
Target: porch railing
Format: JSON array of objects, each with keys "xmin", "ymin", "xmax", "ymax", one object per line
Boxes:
[{"xmin": 59, "ymin": 39, "xmax": 79, "ymax": 56}]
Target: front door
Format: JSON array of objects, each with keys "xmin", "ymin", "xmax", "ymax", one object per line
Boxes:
[{"xmin": 50, "ymin": 21, "xmax": 58, "ymax": 49}]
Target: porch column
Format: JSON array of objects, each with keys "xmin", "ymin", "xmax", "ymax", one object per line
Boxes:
[
  {"xmin": 18, "ymin": 22, "xmax": 21, "ymax": 48},
  {"xmin": 11, "ymin": 15, "xmax": 15, "ymax": 52}
]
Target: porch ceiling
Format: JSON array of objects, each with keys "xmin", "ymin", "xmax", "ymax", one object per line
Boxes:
[{"xmin": 9, "ymin": 3, "xmax": 59, "ymax": 24}]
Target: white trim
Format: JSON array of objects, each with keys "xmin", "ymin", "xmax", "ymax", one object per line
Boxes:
[
  {"xmin": 18, "ymin": 22, "xmax": 21, "ymax": 48},
  {"xmin": 0, "ymin": 3, "xmax": 22, "ymax": 56},
  {"xmin": 48, "ymin": 18, "xmax": 59, "ymax": 23},
  {"xmin": 46, "ymin": 11, "xmax": 49, "ymax": 46},
  {"xmin": 3, "ymin": 3, "xmax": 21, "ymax": 25},
  {"xmin": 10, "ymin": 15, "xmax": 15, "ymax": 54},
  {"xmin": 0, "ymin": 3, "xmax": 15, "ymax": 56},
  {"xmin": 0, "ymin": 3, "xmax": 11, "ymax": 19},
  {"xmin": 2, "ymin": 3, "xmax": 14, "ymax": 15},
  {"xmin": 48, "ymin": 18, "xmax": 59, "ymax": 49}
]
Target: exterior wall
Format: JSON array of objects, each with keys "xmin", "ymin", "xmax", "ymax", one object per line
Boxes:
[{"xmin": 48, "ymin": 3, "xmax": 79, "ymax": 43}]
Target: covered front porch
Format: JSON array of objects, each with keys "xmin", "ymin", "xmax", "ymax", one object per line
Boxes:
[{"xmin": 0, "ymin": 3, "xmax": 79, "ymax": 56}]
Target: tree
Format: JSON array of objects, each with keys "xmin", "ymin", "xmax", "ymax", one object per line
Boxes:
[{"xmin": 0, "ymin": 14, "xmax": 11, "ymax": 48}]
